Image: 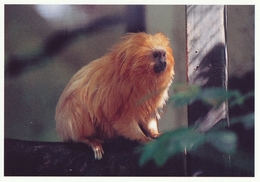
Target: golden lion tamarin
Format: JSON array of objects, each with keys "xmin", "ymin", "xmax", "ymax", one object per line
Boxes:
[{"xmin": 55, "ymin": 32, "xmax": 175, "ymax": 159}]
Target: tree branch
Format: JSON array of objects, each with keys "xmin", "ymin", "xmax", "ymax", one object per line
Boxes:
[{"xmin": 4, "ymin": 138, "xmax": 186, "ymax": 176}]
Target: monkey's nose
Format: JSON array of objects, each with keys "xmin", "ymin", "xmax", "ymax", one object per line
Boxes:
[{"xmin": 154, "ymin": 60, "xmax": 167, "ymax": 73}]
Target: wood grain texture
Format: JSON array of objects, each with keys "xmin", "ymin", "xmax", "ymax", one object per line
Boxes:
[{"xmin": 186, "ymin": 5, "xmax": 228, "ymax": 130}]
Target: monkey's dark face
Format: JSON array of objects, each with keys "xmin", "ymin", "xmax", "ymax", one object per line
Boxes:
[{"xmin": 152, "ymin": 49, "xmax": 167, "ymax": 73}]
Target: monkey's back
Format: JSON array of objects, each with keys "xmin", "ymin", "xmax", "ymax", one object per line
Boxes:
[{"xmin": 55, "ymin": 57, "xmax": 119, "ymax": 142}]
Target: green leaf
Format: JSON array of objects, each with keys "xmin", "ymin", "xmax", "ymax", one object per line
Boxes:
[
  {"xmin": 206, "ymin": 131, "xmax": 237, "ymax": 154},
  {"xmin": 139, "ymin": 128, "xmax": 206, "ymax": 167},
  {"xmin": 138, "ymin": 141, "xmax": 158, "ymax": 166},
  {"xmin": 169, "ymin": 84, "xmax": 201, "ymax": 107},
  {"xmin": 229, "ymin": 113, "xmax": 254, "ymax": 130},
  {"xmin": 229, "ymin": 91, "xmax": 254, "ymax": 108},
  {"xmin": 207, "ymin": 113, "xmax": 254, "ymax": 131},
  {"xmin": 168, "ymin": 84, "xmax": 253, "ymax": 109},
  {"xmin": 199, "ymin": 87, "xmax": 239, "ymax": 108}
]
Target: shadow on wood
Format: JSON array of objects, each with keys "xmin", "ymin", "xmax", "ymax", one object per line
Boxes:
[{"xmin": 188, "ymin": 43, "xmax": 227, "ymax": 131}]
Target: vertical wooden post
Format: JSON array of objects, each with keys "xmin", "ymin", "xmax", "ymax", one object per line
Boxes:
[
  {"xmin": 186, "ymin": 5, "xmax": 228, "ymax": 131},
  {"xmin": 186, "ymin": 5, "xmax": 230, "ymax": 175}
]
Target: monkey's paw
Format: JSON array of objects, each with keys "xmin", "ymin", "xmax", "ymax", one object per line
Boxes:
[
  {"xmin": 93, "ymin": 145, "xmax": 104, "ymax": 160},
  {"xmin": 150, "ymin": 132, "xmax": 162, "ymax": 139}
]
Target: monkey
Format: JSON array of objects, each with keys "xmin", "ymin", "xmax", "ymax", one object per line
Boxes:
[{"xmin": 55, "ymin": 32, "xmax": 175, "ymax": 159}]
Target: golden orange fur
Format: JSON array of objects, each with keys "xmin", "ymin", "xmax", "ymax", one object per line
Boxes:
[{"xmin": 55, "ymin": 32, "xmax": 175, "ymax": 159}]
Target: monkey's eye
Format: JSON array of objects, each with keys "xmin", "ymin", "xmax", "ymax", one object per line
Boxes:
[
  {"xmin": 152, "ymin": 52, "xmax": 159, "ymax": 59},
  {"xmin": 162, "ymin": 52, "xmax": 166, "ymax": 58}
]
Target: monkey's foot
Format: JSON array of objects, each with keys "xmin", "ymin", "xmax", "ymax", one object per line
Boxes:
[
  {"xmin": 92, "ymin": 145, "xmax": 104, "ymax": 160},
  {"xmin": 150, "ymin": 132, "xmax": 162, "ymax": 139},
  {"xmin": 82, "ymin": 138, "xmax": 104, "ymax": 160}
]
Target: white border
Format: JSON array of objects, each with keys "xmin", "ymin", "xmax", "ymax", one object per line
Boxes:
[{"xmin": 1, "ymin": 1, "xmax": 258, "ymax": 181}]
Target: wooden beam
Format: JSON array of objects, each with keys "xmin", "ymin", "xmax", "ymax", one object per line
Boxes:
[
  {"xmin": 186, "ymin": 5, "xmax": 228, "ymax": 131},
  {"xmin": 186, "ymin": 5, "xmax": 230, "ymax": 176}
]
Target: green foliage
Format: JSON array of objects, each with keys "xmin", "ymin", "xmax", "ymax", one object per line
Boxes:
[
  {"xmin": 139, "ymin": 128, "xmax": 205, "ymax": 166},
  {"xmin": 169, "ymin": 83, "xmax": 254, "ymax": 108},
  {"xmin": 168, "ymin": 84, "xmax": 201, "ymax": 107},
  {"xmin": 139, "ymin": 83, "xmax": 254, "ymax": 170},
  {"xmin": 205, "ymin": 131, "xmax": 237, "ymax": 154},
  {"xmin": 139, "ymin": 122, "xmax": 251, "ymax": 167}
]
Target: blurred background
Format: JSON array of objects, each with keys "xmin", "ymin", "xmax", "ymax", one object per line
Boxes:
[{"xmin": 4, "ymin": 5, "xmax": 254, "ymax": 142}]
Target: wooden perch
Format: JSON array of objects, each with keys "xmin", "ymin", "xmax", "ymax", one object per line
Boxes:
[{"xmin": 4, "ymin": 138, "xmax": 186, "ymax": 176}]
